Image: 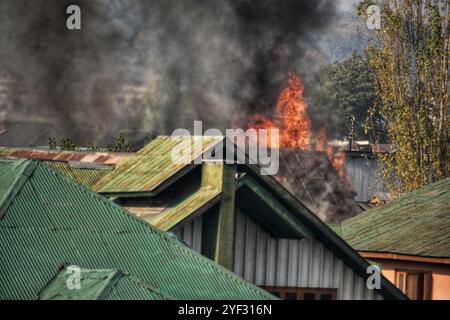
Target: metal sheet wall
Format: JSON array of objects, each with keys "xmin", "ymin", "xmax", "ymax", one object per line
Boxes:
[
  {"xmin": 233, "ymin": 209, "xmax": 383, "ymax": 300},
  {"xmin": 174, "ymin": 217, "xmax": 203, "ymax": 253},
  {"xmin": 344, "ymin": 157, "xmax": 390, "ymax": 202}
]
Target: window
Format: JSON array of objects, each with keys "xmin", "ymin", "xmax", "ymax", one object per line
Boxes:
[
  {"xmin": 262, "ymin": 287, "xmax": 337, "ymax": 300},
  {"xmin": 396, "ymin": 270, "xmax": 432, "ymax": 300}
]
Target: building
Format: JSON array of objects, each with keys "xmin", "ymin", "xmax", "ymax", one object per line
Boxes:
[
  {"xmin": 90, "ymin": 136, "xmax": 405, "ymax": 300},
  {"xmin": 0, "ymin": 159, "xmax": 275, "ymax": 300},
  {"xmin": 342, "ymin": 178, "xmax": 450, "ymax": 300},
  {"xmin": 0, "ymin": 147, "xmax": 130, "ymax": 188},
  {"xmin": 277, "ymin": 148, "xmax": 363, "ymax": 223},
  {"xmin": 344, "ymin": 150, "xmax": 390, "ymax": 203}
]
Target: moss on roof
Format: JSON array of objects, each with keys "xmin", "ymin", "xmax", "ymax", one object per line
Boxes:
[
  {"xmin": 93, "ymin": 136, "xmax": 223, "ymax": 195},
  {"xmin": 342, "ymin": 178, "xmax": 450, "ymax": 258}
]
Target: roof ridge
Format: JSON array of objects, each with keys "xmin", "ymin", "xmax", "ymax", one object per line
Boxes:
[
  {"xmin": 0, "ymin": 159, "xmax": 37, "ymax": 218},
  {"xmin": 38, "ymin": 161, "xmax": 274, "ymax": 299}
]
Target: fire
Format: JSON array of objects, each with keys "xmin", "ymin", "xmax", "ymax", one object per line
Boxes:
[
  {"xmin": 249, "ymin": 72, "xmax": 347, "ymax": 179},
  {"xmin": 249, "ymin": 72, "xmax": 311, "ymax": 149}
]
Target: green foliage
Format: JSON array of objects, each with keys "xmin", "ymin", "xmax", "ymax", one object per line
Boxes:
[
  {"xmin": 106, "ymin": 132, "xmax": 135, "ymax": 153},
  {"xmin": 307, "ymin": 52, "xmax": 383, "ymax": 140},
  {"xmin": 59, "ymin": 138, "xmax": 79, "ymax": 151},
  {"xmin": 87, "ymin": 142, "xmax": 100, "ymax": 152},
  {"xmin": 363, "ymin": 0, "xmax": 449, "ymax": 195},
  {"xmin": 48, "ymin": 137, "xmax": 57, "ymax": 150}
]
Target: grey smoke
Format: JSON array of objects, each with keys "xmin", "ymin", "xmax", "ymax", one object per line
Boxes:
[{"xmin": 0, "ymin": 0, "xmax": 337, "ymax": 145}]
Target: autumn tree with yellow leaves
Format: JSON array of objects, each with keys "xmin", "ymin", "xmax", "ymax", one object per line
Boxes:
[{"xmin": 359, "ymin": 0, "xmax": 449, "ymax": 196}]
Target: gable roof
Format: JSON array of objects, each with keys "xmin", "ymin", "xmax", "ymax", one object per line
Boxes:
[
  {"xmin": 90, "ymin": 137, "xmax": 406, "ymax": 300},
  {"xmin": 93, "ymin": 136, "xmax": 223, "ymax": 196},
  {"xmin": 239, "ymin": 162, "xmax": 407, "ymax": 300},
  {"xmin": 0, "ymin": 159, "xmax": 275, "ymax": 300},
  {"xmin": 342, "ymin": 178, "xmax": 450, "ymax": 259}
]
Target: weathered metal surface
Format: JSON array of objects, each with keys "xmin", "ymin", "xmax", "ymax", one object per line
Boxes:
[
  {"xmin": 233, "ymin": 209, "xmax": 382, "ymax": 300},
  {"xmin": 147, "ymin": 187, "xmax": 221, "ymax": 231},
  {"xmin": 39, "ymin": 267, "xmax": 170, "ymax": 300},
  {"xmin": 0, "ymin": 147, "xmax": 129, "ymax": 164},
  {"xmin": 0, "ymin": 159, "xmax": 276, "ymax": 300},
  {"xmin": 93, "ymin": 136, "xmax": 223, "ymax": 195},
  {"xmin": 173, "ymin": 217, "xmax": 203, "ymax": 254},
  {"xmin": 43, "ymin": 161, "xmax": 111, "ymax": 188},
  {"xmin": 344, "ymin": 156, "xmax": 390, "ymax": 202},
  {"xmin": 342, "ymin": 178, "xmax": 450, "ymax": 258}
]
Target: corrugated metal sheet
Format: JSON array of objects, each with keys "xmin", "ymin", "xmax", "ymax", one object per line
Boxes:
[
  {"xmin": 0, "ymin": 160, "xmax": 276, "ymax": 300},
  {"xmin": 43, "ymin": 161, "xmax": 111, "ymax": 188},
  {"xmin": 94, "ymin": 136, "xmax": 223, "ymax": 195},
  {"xmin": 148, "ymin": 187, "xmax": 221, "ymax": 231},
  {"xmin": 39, "ymin": 267, "xmax": 171, "ymax": 300},
  {"xmin": 233, "ymin": 209, "xmax": 381, "ymax": 300},
  {"xmin": 327, "ymin": 224, "xmax": 343, "ymax": 237},
  {"xmin": 0, "ymin": 147, "xmax": 129, "ymax": 164},
  {"xmin": 342, "ymin": 178, "xmax": 450, "ymax": 258},
  {"xmin": 173, "ymin": 217, "xmax": 203, "ymax": 253},
  {"xmin": 344, "ymin": 156, "xmax": 390, "ymax": 202}
]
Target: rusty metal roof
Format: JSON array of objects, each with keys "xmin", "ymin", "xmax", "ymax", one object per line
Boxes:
[
  {"xmin": 0, "ymin": 147, "xmax": 130, "ymax": 164},
  {"xmin": 342, "ymin": 178, "xmax": 450, "ymax": 258},
  {"xmin": 93, "ymin": 136, "xmax": 223, "ymax": 196},
  {"xmin": 43, "ymin": 161, "xmax": 112, "ymax": 188}
]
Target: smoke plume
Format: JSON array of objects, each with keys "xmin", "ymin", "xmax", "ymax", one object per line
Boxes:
[{"xmin": 0, "ymin": 0, "xmax": 337, "ymax": 145}]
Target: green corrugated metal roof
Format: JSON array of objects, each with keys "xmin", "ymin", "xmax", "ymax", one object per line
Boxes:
[
  {"xmin": 0, "ymin": 159, "xmax": 275, "ymax": 300},
  {"xmin": 148, "ymin": 162, "xmax": 223, "ymax": 231},
  {"xmin": 342, "ymin": 178, "xmax": 450, "ymax": 258},
  {"xmin": 93, "ymin": 136, "xmax": 223, "ymax": 195},
  {"xmin": 0, "ymin": 159, "xmax": 36, "ymax": 218},
  {"xmin": 43, "ymin": 161, "xmax": 111, "ymax": 188},
  {"xmin": 327, "ymin": 223, "xmax": 343, "ymax": 238},
  {"xmin": 39, "ymin": 267, "xmax": 172, "ymax": 300},
  {"xmin": 149, "ymin": 187, "xmax": 221, "ymax": 231}
]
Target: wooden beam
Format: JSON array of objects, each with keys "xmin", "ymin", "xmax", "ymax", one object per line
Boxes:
[
  {"xmin": 359, "ymin": 251, "xmax": 450, "ymax": 265},
  {"xmin": 214, "ymin": 164, "xmax": 236, "ymax": 270}
]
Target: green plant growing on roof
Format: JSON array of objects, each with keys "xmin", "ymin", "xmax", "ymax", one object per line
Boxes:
[
  {"xmin": 107, "ymin": 132, "xmax": 135, "ymax": 152},
  {"xmin": 87, "ymin": 142, "xmax": 101, "ymax": 152},
  {"xmin": 60, "ymin": 138, "xmax": 79, "ymax": 151},
  {"xmin": 48, "ymin": 136, "xmax": 57, "ymax": 150}
]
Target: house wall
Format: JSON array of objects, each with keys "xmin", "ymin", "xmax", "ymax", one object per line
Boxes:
[
  {"xmin": 233, "ymin": 209, "xmax": 383, "ymax": 300},
  {"xmin": 368, "ymin": 258, "xmax": 450, "ymax": 300},
  {"xmin": 344, "ymin": 156, "xmax": 390, "ymax": 202},
  {"xmin": 173, "ymin": 217, "xmax": 203, "ymax": 253},
  {"xmin": 174, "ymin": 209, "xmax": 384, "ymax": 300}
]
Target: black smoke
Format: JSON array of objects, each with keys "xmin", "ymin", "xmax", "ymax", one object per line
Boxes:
[{"xmin": 0, "ymin": 0, "xmax": 337, "ymax": 145}]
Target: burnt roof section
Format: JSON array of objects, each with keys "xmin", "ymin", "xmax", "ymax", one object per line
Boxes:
[{"xmin": 275, "ymin": 148, "xmax": 362, "ymax": 223}]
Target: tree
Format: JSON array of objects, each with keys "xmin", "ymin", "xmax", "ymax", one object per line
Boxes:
[
  {"xmin": 359, "ymin": 0, "xmax": 449, "ymax": 195},
  {"xmin": 307, "ymin": 52, "xmax": 383, "ymax": 141}
]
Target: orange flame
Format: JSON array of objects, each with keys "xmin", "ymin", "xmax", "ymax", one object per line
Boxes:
[
  {"xmin": 249, "ymin": 72, "xmax": 347, "ymax": 179},
  {"xmin": 249, "ymin": 72, "xmax": 311, "ymax": 149}
]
